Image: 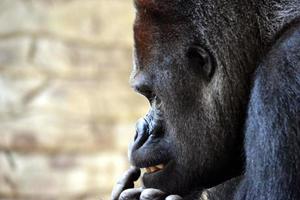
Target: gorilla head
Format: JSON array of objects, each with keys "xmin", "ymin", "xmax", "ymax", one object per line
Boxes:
[{"xmin": 129, "ymin": 0, "xmax": 264, "ymax": 196}]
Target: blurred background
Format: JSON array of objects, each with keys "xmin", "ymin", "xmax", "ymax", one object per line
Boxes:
[{"xmin": 0, "ymin": 0, "xmax": 148, "ymax": 199}]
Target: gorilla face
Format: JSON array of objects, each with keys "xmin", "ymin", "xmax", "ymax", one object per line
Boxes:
[{"xmin": 129, "ymin": 0, "xmax": 253, "ymax": 195}]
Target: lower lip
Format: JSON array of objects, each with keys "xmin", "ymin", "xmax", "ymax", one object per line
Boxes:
[{"xmin": 143, "ymin": 169, "xmax": 163, "ymax": 180}]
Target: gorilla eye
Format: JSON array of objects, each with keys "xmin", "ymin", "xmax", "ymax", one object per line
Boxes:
[{"xmin": 186, "ymin": 45, "xmax": 215, "ymax": 80}]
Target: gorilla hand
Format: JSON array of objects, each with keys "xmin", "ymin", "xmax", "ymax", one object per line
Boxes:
[
  {"xmin": 111, "ymin": 167, "xmax": 141, "ymax": 200},
  {"xmin": 111, "ymin": 167, "xmax": 183, "ymax": 200},
  {"xmin": 119, "ymin": 188, "xmax": 183, "ymax": 200}
]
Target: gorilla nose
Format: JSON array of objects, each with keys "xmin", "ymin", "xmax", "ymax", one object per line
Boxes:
[{"xmin": 130, "ymin": 73, "xmax": 155, "ymax": 101}]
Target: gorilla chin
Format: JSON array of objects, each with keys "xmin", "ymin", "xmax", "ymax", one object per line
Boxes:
[
  {"xmin": 135, "ymin": 157, "xmax": 190, "ymax": 195},
  {"xmin": 141, "ymin": 161, "xmax": 176, "ymax": 192}
]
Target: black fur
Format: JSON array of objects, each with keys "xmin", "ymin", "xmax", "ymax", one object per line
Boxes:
[
  {"xmin": 111, "ymin": 1, "xmax": 300, "ymax": 199},
  {"xmin": 234, "ymin": 19, "xmax": 300, "ymax": 200}
]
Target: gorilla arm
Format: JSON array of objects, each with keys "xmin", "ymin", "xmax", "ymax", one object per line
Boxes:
[{"xmin": 234, "ymin": 20, "xmax": 300, "ymax": 200}]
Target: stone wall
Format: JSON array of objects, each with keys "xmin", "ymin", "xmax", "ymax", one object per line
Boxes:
[{"xmin": 0, "ymin": 0, "xmax": 148, "ymax": 199}]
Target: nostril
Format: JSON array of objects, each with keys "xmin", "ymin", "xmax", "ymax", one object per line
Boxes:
[{"xmin": 149, "ymin": 122, "xmax": 164, "ymax": 137}]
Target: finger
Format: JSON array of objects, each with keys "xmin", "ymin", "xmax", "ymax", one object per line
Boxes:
[
  {"xmin": 165, "ymin": 195, "xmax": 183, "ymax": 200},
  {"xmin": 111, "ymin": 167, "xmax": 141, "ymax": 200},
  {"xmin": 119, "ymin": 188, "xmax": 143, "ymax": 200},
  {"xmin": 117, "ymin": 167, "xmax": 141, "ymax": 185},
  {"xmin": 140, "ymin": 188, "xmax": 167, "ymax": 200}
]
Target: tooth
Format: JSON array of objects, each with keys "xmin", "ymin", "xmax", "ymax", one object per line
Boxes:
[
  {"xmin": 156, "ymin": 164, "xmax": 164, "ymax": 169},
  {"xmin": 149, "ymin": 167, "xmax": 153, "ymax": 173},
  {"xmin": 150, "ymin": 167, "xmax": 156, "ymax": 173},
  {"xmin": 144, "ymin": 165, "xmax": 164, "ymax": 174}
]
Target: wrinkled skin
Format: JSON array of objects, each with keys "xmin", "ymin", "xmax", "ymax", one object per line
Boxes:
[{"xmin": 111, "ymin": 0, "xmax": 300, "ymax": 199}]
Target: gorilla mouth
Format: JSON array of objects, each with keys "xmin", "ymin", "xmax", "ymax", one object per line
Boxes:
[
  {"xmin": 144, "ymin": 164, "xmax": 165, "ymax": 174},
  {"xmin": 142, "ymin": 160, "xmax": 173, "ymax": 178},
  {"xmin": 141, "ymin": 160, "xmax": 177, "ymax": 192}
]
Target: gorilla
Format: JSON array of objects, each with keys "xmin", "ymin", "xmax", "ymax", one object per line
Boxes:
[{"xmin": 111, "ymin": 0, "xmax": 300, "ymax": 199}]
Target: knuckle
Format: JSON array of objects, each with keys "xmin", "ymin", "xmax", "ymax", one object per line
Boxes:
[
  {"xmin": 119, "ymin": 192, "xmax": 130, "ymax": 200},
  {"xmin": 140, "ymin": 189, "xmax": 153, "ymax": 200},
  {"xmin": 140, "ymin": 189, "xmax": 164, "ymax": 200},
  {"xmin": 165, "ymin": 195, "xmax": 183, "ymax": 200},
  {"xmin": 118, "ymin": 188, "xmax": 141, "ymax": 200}
]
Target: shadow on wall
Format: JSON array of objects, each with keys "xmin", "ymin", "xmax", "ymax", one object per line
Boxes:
[{"xmin": 0, "ymin": 0, "xmax": 148, "ymax": 199}]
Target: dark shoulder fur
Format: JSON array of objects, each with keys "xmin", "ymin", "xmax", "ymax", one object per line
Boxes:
[{"xmin": 235, "ymin": 19, "xmax": 300, "ymax": 200}]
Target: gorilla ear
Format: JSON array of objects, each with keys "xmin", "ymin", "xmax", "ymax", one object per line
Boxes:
[{"xmin": 187, "ymin": 45, "xmax": 215, "ymax": 80}]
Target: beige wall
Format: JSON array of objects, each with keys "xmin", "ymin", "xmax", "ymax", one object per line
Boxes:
[{"xmin": 0, "ymin": 0, "xmax": 148, "ymax": 199}]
